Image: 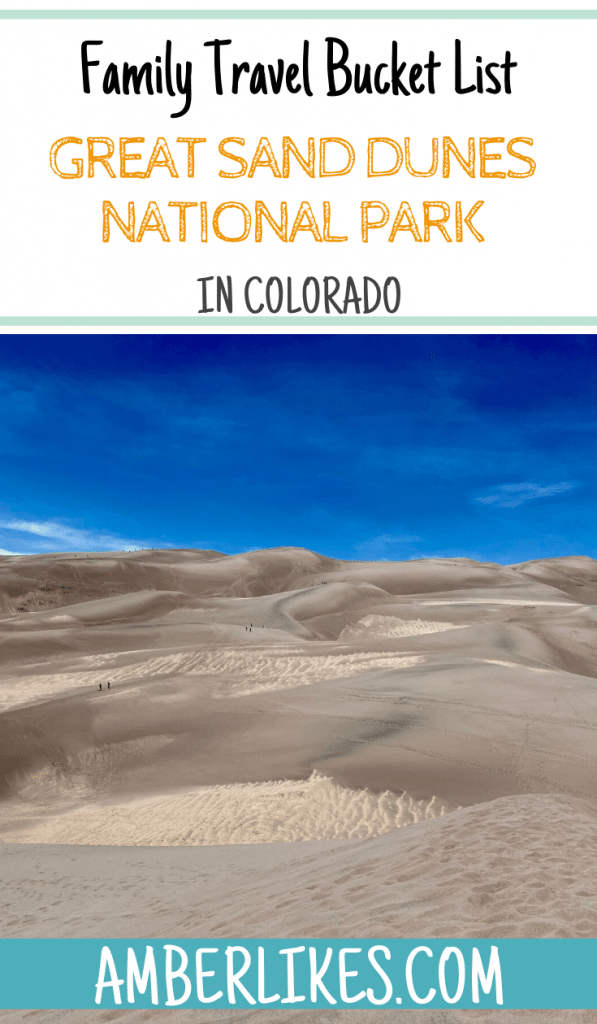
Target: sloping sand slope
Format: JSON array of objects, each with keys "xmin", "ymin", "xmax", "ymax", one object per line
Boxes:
[
  {"xmin": 3, "ymin": 791, "xmax": 596, "ymax": 940},
  {"xmin": 1, "ymin": 792, "xmax": 596, "ymax": 1022}
]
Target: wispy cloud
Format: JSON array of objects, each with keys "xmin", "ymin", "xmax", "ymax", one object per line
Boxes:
[
  {"xmin": 475, "ymin": 482, "xmax": 575, "ymax": 509},
  {"xmin": 354, "ymin": 533, "xmax": 422, "ymax": 560},
  {"xmin": 0, "ymin": 518, "xmax": 157, "ymax": 553}
]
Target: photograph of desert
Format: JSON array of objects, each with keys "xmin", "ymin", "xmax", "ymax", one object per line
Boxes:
[
  {"xmin": 0, "ymin": 333, "xmax": 596, "ymax": 1022},
  {"xmin": 1, "ymin": 545, "xmax": 597, "ymax": 1023}
]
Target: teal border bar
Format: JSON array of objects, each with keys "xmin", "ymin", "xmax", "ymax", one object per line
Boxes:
[
  {"xmin": 0, "ymin": 9, "xmax": 595, "ymax": 17},
  {"xmin": 0, "ymin": 317, "xmax": 594, "ymax": 327},
  {"xmin": 1, "ymin": 938, "xmax": 597, "ymax": 1009}
]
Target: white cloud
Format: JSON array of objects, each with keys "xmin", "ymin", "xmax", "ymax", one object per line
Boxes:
[
  {"xmin": 355, "ymin": 533, "xmax": 422, "ymax": 560},
  {"xmin": 0, "ymin": 548, "xmax": 22, "ymax": 556},
  {"xmin": 475, "ymin": 482, "xmax": 575, "ymax": 509},
  {"xmin": 0, "ymin": 518, "xmax": 155, "ymax": 553}
]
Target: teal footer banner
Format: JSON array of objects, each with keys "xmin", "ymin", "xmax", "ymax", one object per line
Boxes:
[{"xmin": 0, "ymin": 938, "xmax": 595, "ymax": 1009}]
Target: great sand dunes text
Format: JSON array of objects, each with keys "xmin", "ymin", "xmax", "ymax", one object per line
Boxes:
[{"xmin": 49, "ymin": 135, "xmax": 535, "ymax": 245}]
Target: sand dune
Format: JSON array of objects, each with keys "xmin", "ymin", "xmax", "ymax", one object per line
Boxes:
[
  {"xmin": 1, "ymin": 770, "xmax": 454, "ymax": 846},
  {"xmin": 1, "ymin": 549, "xmax": 597, "ymax": 1023},
  {"xmin": 0, "ymin": 547, "xmax": 581, "ymax": 617},
  {"xmin": 0, "ymin": 647, "xmax": 425, "ymax": 711},
  {"xmin": 5, "ymin": 790, "xmax": 594, "ymax": 941},
  {"xmin": 2, "ymin": 549, "xmax": 597, "ymax": 813},
  {"xmin": 1, "ymin": 791, "xmax": 597, "ymax": 1020},
  {"xmin": 339, "ymin": 615, "xmax": 467, "ymax": 639}
]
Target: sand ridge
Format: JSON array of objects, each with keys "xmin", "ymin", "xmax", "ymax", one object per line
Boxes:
[
  {"xmin": 1, "ymin": 770, "xmax": 454, "ymax": 846},
  {"xmin": 0, "ymin": 647, "xmax": 425, "ymax": 712}
]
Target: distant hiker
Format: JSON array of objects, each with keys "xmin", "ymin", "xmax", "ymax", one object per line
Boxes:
[
  {"xmin": 98, "ymin": 683, "xmax": 102, "ymax": 691},
  {"xmin": 107, "ymin": 682, "xmax": 111, "ymax": 689}
]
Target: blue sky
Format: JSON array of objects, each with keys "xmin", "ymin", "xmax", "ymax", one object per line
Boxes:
[{"xmin": 0, "ymin": 334, "xmax": 595, "ymax": 563}]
